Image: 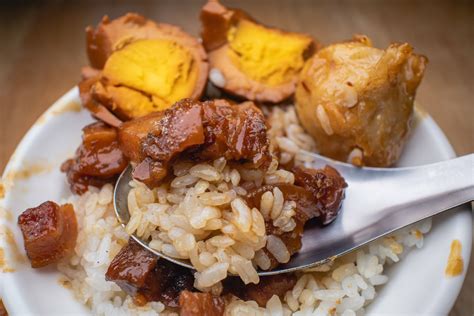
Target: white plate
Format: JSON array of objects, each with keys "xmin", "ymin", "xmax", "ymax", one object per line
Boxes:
[{"xmin": 0, "ymin": 88, "xmax": 471, "ymax": 316}]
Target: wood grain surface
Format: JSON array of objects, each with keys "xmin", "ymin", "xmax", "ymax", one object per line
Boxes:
[{"xmin": 0, "ymin": 0, "xmax": 472, "ymax": 315}]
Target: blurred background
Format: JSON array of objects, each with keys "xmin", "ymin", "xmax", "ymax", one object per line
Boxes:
[{"xmin": 0, "ymin": 0, "xmax": 472, "ymax": 314}]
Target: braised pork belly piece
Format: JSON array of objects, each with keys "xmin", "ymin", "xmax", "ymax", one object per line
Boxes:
[
  {"xmin": 18, "ymin": 201, "xmax": 78, "ymax": 268},
  {"xmin": 105, "ymin": 239, "xmax": 160, "ymax": 305},
  {"xmin": 246, "ymin": 183, "xmax": 312, "ymax": 268},
  {"xmin": 118, "ymin": 98, "xmax": 271, "ymax": 188},
  {"xmin": 293, "ymin": 166, "xmax": 347, "ymax": 225},
  {"xmin": 223, "ymin": 273, "xmax": 297, "ymax": 307},
  {"xmin": 115, "ymin": 111, "xmax": 164, "ymax": 163},
  {"xmin": 179, "ymin": 291, "xmax": 225, "ymax": 316},
  {"xmin": 61, "ymin": 122, "xmax": 128, "ymax": 194},
  {"xmin": 197, "ymin": 100, "xmax": 269, "ymax": 165},
  {"xmin": 106, "ymin": 239, "xmax": 298, "ymax": 310},
  {"xmin": 246, "ymin": 166, "xmax": 346, "ymax": 269},
  {"xmin": 246, "ymin": 183, "xmax": 320, "ymax": 223},
  {"xmin": 105, "ymin": 239, "xmax": 194, "ymax": 307},
  {"xmin": 0, "ymin": 300, "xmax": 7, "ymax": 316},
  {"xmin": 127, "ymin": 99, "xmax": 205, "ymax": 187}
]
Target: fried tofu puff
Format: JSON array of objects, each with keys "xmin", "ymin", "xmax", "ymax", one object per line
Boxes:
[
  {"xmin": 200, "ymin": 0, "xmax": 316, "ymax": 103},
  {"xmin": 80, "ymin": 13, "xmax": 208, "ymax": 120},
  {"xmin": 295, "ymin": 35, "xmax": 428, "ymax": 167}
]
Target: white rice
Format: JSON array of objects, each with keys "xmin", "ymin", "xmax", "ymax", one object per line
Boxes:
[
  {"xmin": 57, "ymin": 184, "xmax": 168, "ymax": 316},
  {"xmin": 121, "ymin": 115, "xmax": 319, "ymax": 289},
  {"xmin": 57, "ymin": 105, "xmax": 433, "ymax": 315},
  {"xmin": 316, "ymin": 105, "xmax": 334, "ymax": 136},
  {"xmin": 124, "ymin": 156, "xmax": 301, "ymax": 290},
  {"xmin": 226, "ymin": 217, "xmax": 431, "ymax": 316},
  {"xmin": 266, "ymin": 106, "xmax": 318, "ymax": 167},
  {"xmin": 209, "ymin": 68, "xmax": 226, "ymax": 88}
]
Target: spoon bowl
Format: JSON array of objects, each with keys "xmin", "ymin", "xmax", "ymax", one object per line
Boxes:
[
  {"xmin": 114, "ymin": 165, "xmax": 196, "ymax": 270},
  {"xmin": 114, "ymin": 153, "xmax": 474, "ymax": 275}
]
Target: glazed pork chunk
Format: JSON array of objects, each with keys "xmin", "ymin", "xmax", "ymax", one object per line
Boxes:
[
  {"xmin": 179, "ymin": 291, "xmax": 225, "ymax": 316},
  {"xmin": 223, "ymin": 274, "xmax": 297, "ymax": 307},
  {"xmin": 61, "ymin": 122, "xmax": 128, "ymax": 194},
  {"xmin": 105, "ymin": 239, "xmax": 194, "ymax": 307},
  {"xmin": 118, "ymin": 98, "xmax": 271, "ymax": 188},
  {"xmin": 245, "ymin": 166, "xmax": 346, "ymax": 269},
  {"xmin": 106, "ymin": 240, "xmax": 298, "ymax": 311},
  {"xmin": 18, "ymin": 201, "xmax": 78, "ymax": 268}
]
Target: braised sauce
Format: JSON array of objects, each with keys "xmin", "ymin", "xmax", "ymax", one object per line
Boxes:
[{"xmin": 61, "ymin": 122, "xmax": 128, "ymax": 194}]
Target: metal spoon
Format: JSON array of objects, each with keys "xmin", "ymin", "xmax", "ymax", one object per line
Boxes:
[{"xmin": 114, "ymin": 153, "xmax": 474, "ymax": 275}]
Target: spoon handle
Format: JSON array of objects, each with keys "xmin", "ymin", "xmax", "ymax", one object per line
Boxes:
[
  {"xmin": 271, "ymin": 154, "xmax": 474, "ymax": 274},
  {"xmin": 342, "ymin": 154, "xmax": 474, "ymax": 233}
]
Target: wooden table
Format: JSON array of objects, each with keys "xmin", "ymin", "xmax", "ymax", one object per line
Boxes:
[{"xmin": 0, "ymin": 1, "xmax": 472, "ymax": 314}]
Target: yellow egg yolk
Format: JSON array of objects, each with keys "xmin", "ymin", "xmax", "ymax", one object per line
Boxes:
[
  {"xmin": 227, "ymin": 19, "xmax": 312, "ymax": 86},
  {"xmin": 102, "ymin": 39, "xmax": 198, "ymax": 116}
]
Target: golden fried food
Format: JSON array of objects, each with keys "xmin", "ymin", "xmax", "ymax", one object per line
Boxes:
[
  {"xmin": 81, "ymin": 13, "xmax": 208, "ymax": 120},
  {"xmin": 295, "ymin": 35, "xmax": 427, "ymax": 167},
  {"xmin": 201, "ymin": 0, "xmax": 315, "ymax": 103}
]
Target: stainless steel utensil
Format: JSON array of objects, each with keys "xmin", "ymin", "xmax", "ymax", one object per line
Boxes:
[{"xmin": 114, "ymin": 153, "xmax": 474, "ymax": 275}]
